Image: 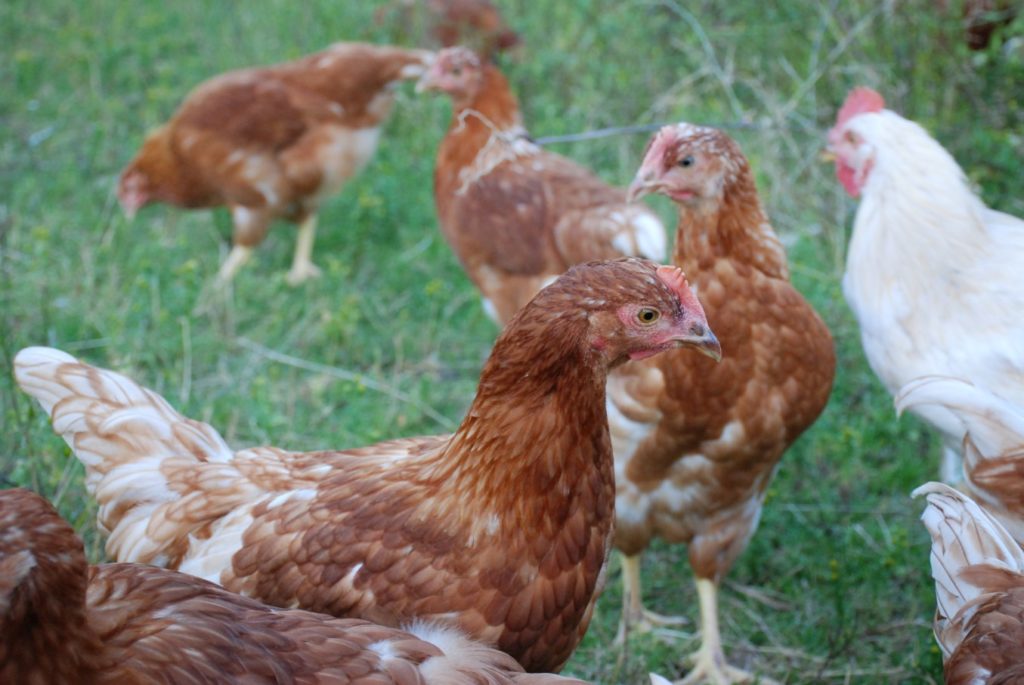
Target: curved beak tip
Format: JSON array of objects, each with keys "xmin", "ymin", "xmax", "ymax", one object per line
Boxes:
[
  {"xmin": 627, "ymin": 181, "xmax": 648, "ymax": 203},
  {"xmin": 700, "ymin": 333, "xmax": 723, "ymax": 362},
  {"xmin": 679, "ymin": 329, "xmax": 721, "ymax": 362},
  {"xmin": 696, "ymin": 327, "xmax": 720, "ymax": 362}
]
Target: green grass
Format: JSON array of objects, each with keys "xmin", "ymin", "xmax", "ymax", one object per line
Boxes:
[{"xmin": 2, "ymin": 1, "xmax": 1022, "ymax": 682}]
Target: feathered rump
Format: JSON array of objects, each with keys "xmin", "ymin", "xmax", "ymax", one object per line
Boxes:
[
  {"xmin": 896, "ymin": 376, "xmax": 1024, "ymax": 460},
  {"xmin": 899, "ymin": 376, "xmax": 1024, "ymax": 543},
  {"xmin": 913, "ymin": 481, "xmax": 1024, "ymax": 659},
  {"xmin": 553, "ymin": 203, "xmax": 666, "ymax": 265},
  {"xmin": 14, "ymin": 347, "xmax": 253, "ymax": 566}
]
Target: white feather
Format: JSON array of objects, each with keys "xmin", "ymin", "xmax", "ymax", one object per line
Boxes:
[{"xmin": 838, "ymin": 108, "xmax": 1024, "ymax": 477}]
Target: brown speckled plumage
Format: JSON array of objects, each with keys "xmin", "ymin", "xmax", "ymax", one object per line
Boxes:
[
  {"xmin": 945, "ymin": 583, "xmax": 1024, "ymax": 684},
  {"xmin": 117, "ymin": 42, "xmax": 433, "ymax": 280},
  {"xmin": 0, "ymin": 488, "xmax": 586, "ymax": 685},
  {"xmin": 612, "ymin": 125, "xmax": 834, "ymax": 679},
  {"xmin": 422, "ymin": 47, "xmax": 666, "ymax": 325},
  {"xmin": 15, "ymin": 258, "xmax": 718, "ymax": 673},
  {"xmin": 616, "ymin": 124, "xmax": 834, "ymax": 572}
]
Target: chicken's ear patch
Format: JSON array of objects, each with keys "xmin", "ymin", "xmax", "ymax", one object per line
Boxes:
[
  {"xmin": 656, "ymin": 265, "xmax": 706, "ymax": 319},
  {"xmin": 837, "ymin": 87, "xmax": 885, "ymax": 127}
]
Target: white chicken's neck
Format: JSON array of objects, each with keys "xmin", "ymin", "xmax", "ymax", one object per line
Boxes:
[{"xmin": 843, "ymin": 112, "xmax": 990, "ymax": 320}]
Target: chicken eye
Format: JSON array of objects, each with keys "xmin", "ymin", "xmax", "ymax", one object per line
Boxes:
[
  {"xmin": 452, "ymin": 66, "xmax": 463, "ymax": 77},
  {"xmin": 679, "ymin": 156, "xmax": 695, "ymax": 168},
  {"xmin": 637, "ymin": 308, "xmax": 660, "ymax": 324}
]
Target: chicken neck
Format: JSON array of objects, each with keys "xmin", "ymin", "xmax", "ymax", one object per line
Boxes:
[
  {"xmin": 430, "ymin": 311, "xmax": 614, "ymax": 534},
  {"xmin": 672, "ymin": 169, "xmax": 788, "ymax": 280},
  {"xmin": 138, "ymin": 127, "xmax": 219, "ymax": 209},
  {"xmin": 435, "ymin": 65, "xmax": 527, "ymax": 196},
  {"xmin": 842, "ymin": 126, "xmax": 990, "ymax": 316}
]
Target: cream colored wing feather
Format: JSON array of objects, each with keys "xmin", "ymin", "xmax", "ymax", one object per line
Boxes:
[
  {"xmin": 13, "ymin": 347, "xmax": 319, "ymax": 567},
  {"xmin": 914, "ymin": 481, "xmax": 1024, "ymax": 658}
]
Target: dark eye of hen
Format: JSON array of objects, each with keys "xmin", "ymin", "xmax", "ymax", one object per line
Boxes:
[
  {"xmin": 679, "ymin": 155, "xmax": 695, "ymax": 168},
  {"xmin": 637, "ymin": 308, "xmax": 660, "ymax": 324}
]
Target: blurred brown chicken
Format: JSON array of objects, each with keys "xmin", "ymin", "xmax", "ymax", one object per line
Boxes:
[
  {"xmin": 621, "ymin": 124, "xmax": 835, "ymax": 684},
  {"xmin": 15, "ymin": 259, "xmax": 721, "ymax": 673},
  {"xmin": 935, "ymin": 0, "xmax": 1018, "ymax": 50},
  {"xmin": 419, "ymin": 47, "xmax": 667, "ymax": 325},
  {"xmin": 0, "ymin": 487, "xmax": 589, "ymax": 685},
  {"xmin": 376, "ymin": 0, "xmax": 521, "ymax": 59},
  {"xmin": 117, "ymin": 42, "xmax": 434, "ymax": 285}
]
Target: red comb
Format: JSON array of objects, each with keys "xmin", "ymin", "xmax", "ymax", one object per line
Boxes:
[
  {"xmin": 656, "ymin": 265, "xmax": 707, "ymax": 320},
  {"xmin": 837, "ymin": 87, "xmax": 885, "ymax": 127}
]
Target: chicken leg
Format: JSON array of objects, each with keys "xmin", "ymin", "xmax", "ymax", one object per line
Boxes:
[
  {"xmin": 676, "ymin": 578, "xmax": 775, "ymax": 685},
  {"xmin": 615, "ymin": 553, "xmax": 687, "ymax": 644},
  {"xmin": 286, "ymin": 215, "xmax": 323, "ymax": 286},
  {"xmin": 216, "ymin": 245, "xmax": 254, "ymax": 284}
]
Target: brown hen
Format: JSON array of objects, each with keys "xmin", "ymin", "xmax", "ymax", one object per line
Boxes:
[
  {"xmin": 619, "ymin": 125, "xmax": 835, "ymax": 683},
  {"xmin": 376, "ymin": 0, "xmax": 521, "ymax": 59},
  {"xmin": 117, "ymin": 42, "xmax": 434, "ymax": 285},
  {"xmin": 15, "ymin": 258, "xmax": 721, "ymax": 673},
  {"xmin": 419, "ymin": 47, "xmax": 667, "ymax": 325},
  {"xmin": 0, "ymin": 487, "xmax": 589, "ymax": 685}
]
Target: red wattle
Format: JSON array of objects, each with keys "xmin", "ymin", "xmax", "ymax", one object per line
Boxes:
[{"xmin": 836, "ymin": 160, "xmax": 860, "ymax": 197}]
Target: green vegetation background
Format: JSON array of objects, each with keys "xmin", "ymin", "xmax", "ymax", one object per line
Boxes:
[{"xmin": 2, "ymin": 1, "xmax": 1022, "ymax": 682}]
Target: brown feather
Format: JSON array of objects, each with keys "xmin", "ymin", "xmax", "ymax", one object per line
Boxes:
[
  {"xmin": 15, "ymin": 258, "xmax": 717, "ymax": 673},
  {"xmin": 118, "ymin": 42, "xmax": 433, "ymax": 254},
  {"xmin": 613, "ymin": 125, "xmax": 835, "ymax": 582},
  {"xmin": 0, "ymin": 488, "xmax": 588, "ymax": 685},
  {"xmin": 427, "ymin": 49, "xmax": 666, "ymax": 325}
]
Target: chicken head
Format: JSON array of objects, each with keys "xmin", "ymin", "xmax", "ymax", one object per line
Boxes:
[
  {"xmin": 550, "ymin": 259, "xmax": 721, "ymax": 367},
  {"xmin": 628, "ymin": 123, "xmax": 746, "ymax": 205},
  {"xmin": 827, "ymin": 87, "xmax": 885, "ymax": 197},
  {"xmin": 416, "ymin": 46, "xmax": 485, "ymax": 103}
]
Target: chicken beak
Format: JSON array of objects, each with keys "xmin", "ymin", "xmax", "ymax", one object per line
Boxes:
[
  {"xmin": 627, "ymin": 175, "xmax": 658, "ymax": 202},
  {"xmin": 819, "ymin": 148, "xmax": 836, "ymax": 163},
  {"xmin": 676, "ymin": 325, "xmax": 722, "ymax": 362},
  {"xmin": 415, "ymin": 71, "xmax": 439, "ymax": 94}
]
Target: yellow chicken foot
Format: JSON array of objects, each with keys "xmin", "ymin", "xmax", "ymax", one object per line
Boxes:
[
  {"xmin": 675, "ymin": 578, "xmax": 777, "ymax": 685},
  {"xmin": 286, "ymin": 215, "xmax": 323, "ymax": 286},
  {"xmin": 615, "ymin": 553, "xmax": 688, "ymax": 645}
]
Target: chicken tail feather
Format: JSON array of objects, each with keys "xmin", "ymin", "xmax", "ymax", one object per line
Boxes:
[
  {"xmin": 913, "ymin": 481, "xmax": 1024, "ymax": 657},
  {"xmin": 14, "ymin": 346, "xmax": 240, "ymax": 566}
]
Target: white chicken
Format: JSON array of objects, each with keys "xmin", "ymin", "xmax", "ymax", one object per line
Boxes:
[{"xmin": 827, "ymin": 86, "xmax": 1024, "ymax": 481}]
